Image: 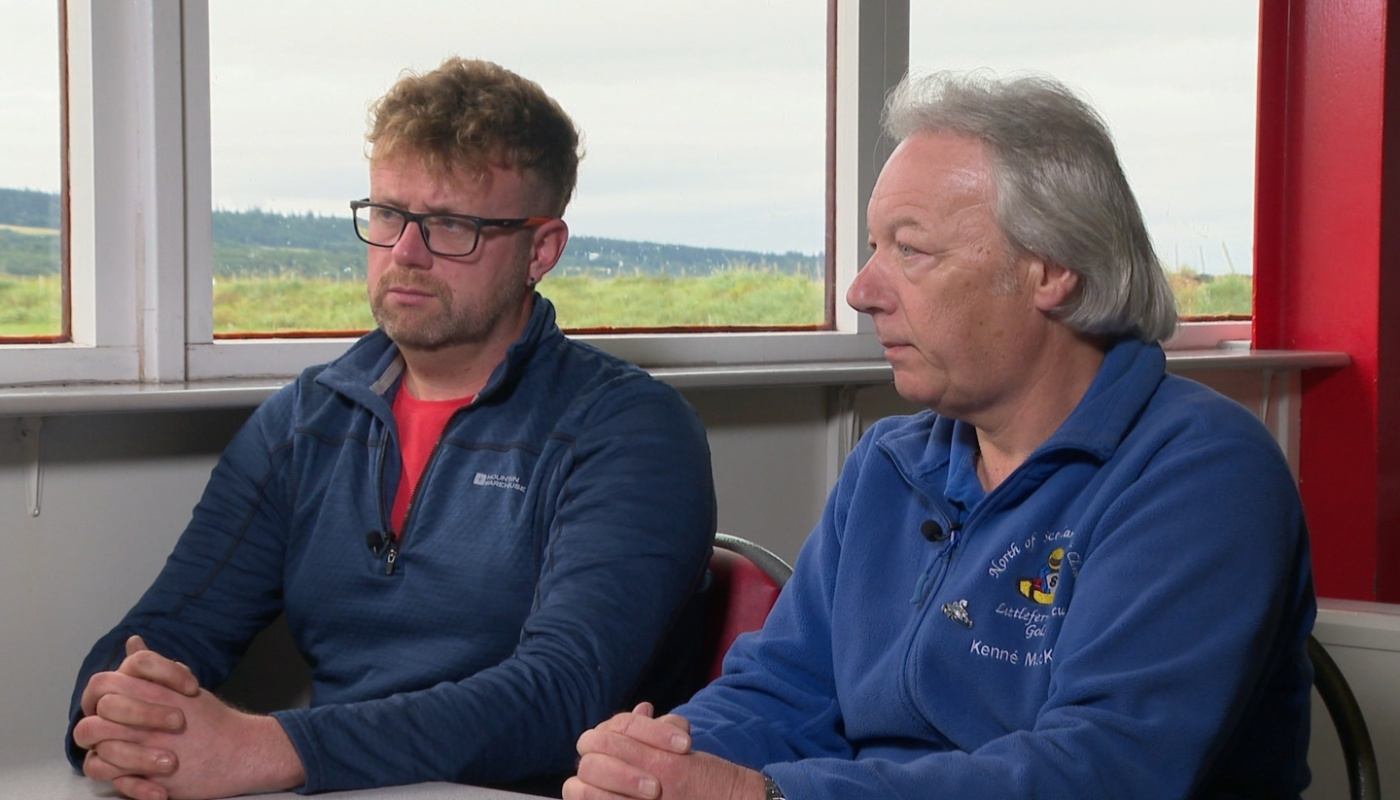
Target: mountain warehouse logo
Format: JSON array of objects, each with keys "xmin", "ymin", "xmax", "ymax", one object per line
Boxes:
[{"xmin": 473, "ymin": 472, "xmax": 526, "ymax": 493}]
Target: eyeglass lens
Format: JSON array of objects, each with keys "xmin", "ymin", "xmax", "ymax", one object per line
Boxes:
[{"xmin": 354, "ymin": 205, "xmax": 479, "ymax": 256}]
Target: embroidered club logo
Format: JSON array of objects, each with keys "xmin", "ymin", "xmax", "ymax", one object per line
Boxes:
[{"xmin": 1017, "ymin": 547, "xmax": 1064, "ymax": 605}]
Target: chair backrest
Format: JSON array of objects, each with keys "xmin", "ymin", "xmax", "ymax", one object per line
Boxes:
[
  {"xmin": 1308, "ymin": 634, "xmax": 1382, "ymax": 800},
  {"xmin": 701, "ymin": 533, "xmax": 794, "ymax": 682}
]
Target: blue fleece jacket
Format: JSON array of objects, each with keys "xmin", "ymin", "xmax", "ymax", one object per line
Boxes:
[
  {"xmin": 678, "ymin": 337, "xmax": 1315, "ymax": 799},
  {"xmin": 66, "ymin": 297, "xmax": 716, "ymax": 792}
]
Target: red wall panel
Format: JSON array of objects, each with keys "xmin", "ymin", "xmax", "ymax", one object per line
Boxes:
[{"xmin": 1254, "ymin": 0, "xmax": 1398, "ymax": 600}]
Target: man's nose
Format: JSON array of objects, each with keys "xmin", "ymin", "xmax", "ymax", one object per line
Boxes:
[
  {"xmin": 846, "ymin": 254, "xmax": 890, "ymax": 314},
  {"xmin": 391, "ymin": 221, "xmax": 432, "ymax": 267}
]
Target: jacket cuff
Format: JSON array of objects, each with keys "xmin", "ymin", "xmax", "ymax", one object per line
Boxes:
[
  {"xmin": 63, "ymin": 718, "xmax": 86, "ymax": 771},
  {"xmin": 764, "ymin": 762, "xmax": 808, "ymax": 800},
  {"xmin": 270, "ymin": 709, "xmax": 320, "ymax": 794}
]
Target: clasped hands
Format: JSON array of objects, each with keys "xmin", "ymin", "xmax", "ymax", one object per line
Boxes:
[
  {"xmin": 564, "ymin": 702, "xmax": 765, "ymax": 800},
  {"xmin": 72, "ymin": 635, "xmax": 302, "ymax": 800}
]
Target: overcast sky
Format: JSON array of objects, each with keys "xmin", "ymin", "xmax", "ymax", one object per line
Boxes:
[
  {"xmin": 0, "ymin": 3, "xmax": 61, "ymax": 194},
  {"xmin": 1, "ymin": 1, "xmax": 1257, "ymax": 274}
]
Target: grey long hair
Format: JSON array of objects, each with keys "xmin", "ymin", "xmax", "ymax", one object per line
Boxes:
[{"xmin": 883, "ymin": 71, "xmax": 1178, "ymax": 343}]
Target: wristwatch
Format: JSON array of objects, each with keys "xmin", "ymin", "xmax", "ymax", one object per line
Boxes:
[{"xmin": 763, "ymin": 774, "xmax": 787, "ymax": 800}]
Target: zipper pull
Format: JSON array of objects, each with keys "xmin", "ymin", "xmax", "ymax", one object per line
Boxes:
[
  {"xmin": 384, "ymin": 538, "xmax": 399, "ymax": 576},
  {"xmin": 909, "ymin": 529, "xmax": 960, "ymax": 606},
  {"xmin": 909, "ymin": 572, "xmax": 929, "ymax": 605},
  {"xmin": 366, "ymin": 530, "xmax": 399, "ymax": 575}
]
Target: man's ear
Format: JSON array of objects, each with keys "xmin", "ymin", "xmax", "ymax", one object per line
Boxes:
[
  {"xmin": 527, "ymin": 219, "xmax": 569, "ymax": 285},
  {"xmin": 1031, "ymin": 258, "xmax": 1079, "ymax": 312}
]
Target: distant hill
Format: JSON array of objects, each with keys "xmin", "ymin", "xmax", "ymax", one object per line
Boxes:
[
  {"xmin": 0, "ymin": 188, "xmax": 60, "ymax": 228},
  {"xmin": 214, "ymin": 207, "xmax": 360, "ymax": 253},
  {"xmin": 0, "ymin": 188, "xmax": 823, "ymax": 280},
  {"xmin": 0, "ymin": 228, "xmax": 59, "ymax": 276},
  {"xmin": 557, "ymin": 238, "xmax": 819, "ymax": 279}
]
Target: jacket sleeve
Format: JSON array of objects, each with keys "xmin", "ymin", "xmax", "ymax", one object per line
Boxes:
[
  {"xmin": 272, "ymin": 382, "xmax": 717, "ymax": 793},
  {"xmin": 690, "ymin": 432, "xmax": 1313, "ymax": 800},
  {"xmin": 64, "ymin": 385, "xmax": 298, "ymax": 768}
]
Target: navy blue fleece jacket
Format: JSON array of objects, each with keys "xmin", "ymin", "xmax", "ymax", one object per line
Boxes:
[{"xmin": 67, "ymin": 296, "xmax": 716, "ymax": 792}]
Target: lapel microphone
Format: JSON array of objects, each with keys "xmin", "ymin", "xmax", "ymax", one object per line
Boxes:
[
  {"xmin": 920, "ymin": 519, "xmax": 960, "ymax": 542},
  {"xmin": 366, "ymin": 530, "xmax": 390, "ymax": 553}
]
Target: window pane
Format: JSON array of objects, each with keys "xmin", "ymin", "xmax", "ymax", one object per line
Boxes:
[
  {"xmin": 0, "ymin": 1, "xmax": 64, "ymax": 340},
  {"xmin": 910, "ymin": 2, "xmax": 1258, "ymax": 318},
  {"xmin": 208, "ymin": 1, "xmax": 827, "ymax": 337}
]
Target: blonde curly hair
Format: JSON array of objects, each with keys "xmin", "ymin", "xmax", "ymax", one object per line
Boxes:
[{"xmin": 367, "ymin": 57, "xmax": 581, "ymax": 216}]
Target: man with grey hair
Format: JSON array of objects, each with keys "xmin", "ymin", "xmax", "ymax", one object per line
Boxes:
[{"xmin": 564, "ymin": 72, "xmax": 1315, "ymax": 800}]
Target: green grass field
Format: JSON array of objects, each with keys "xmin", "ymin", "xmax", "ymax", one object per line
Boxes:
[
  {"xmin": 210, "ymin": 270, "xmax": 826, "ymax": 334},
  {"xmin": 0, "ymin": 268, "xmax": 1249, "ymax": 339},
  {"xmin": 1167, "ymin": 271, "xmax": 1252, "ymax": 317},
  {"xmin": 214, "ymin": 275, "xmax": 375, "ymax": 333},
  {"xmin": 544, "ymin": 271, "xmax": 826, "ymax": 328},
  {"xmin": 0, "ymin": 273, "xmax": 61, "ymax": 336}
]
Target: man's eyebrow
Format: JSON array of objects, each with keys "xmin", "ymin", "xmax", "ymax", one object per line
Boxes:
[
  {"xmin": 368, "ymin": 196, "xmax": 473, "ymax": 217},
  {"xmin": 422, "ymin": 203, "xmax": 475, "ymax": 216},
  {"xmin": 872, "ymin": 214, "xmax": 930, "ymax": 234}
]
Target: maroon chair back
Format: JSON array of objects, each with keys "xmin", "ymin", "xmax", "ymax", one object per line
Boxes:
[{"xmin": 703, "ymin": 534, "xmax": 793, "ymax": 683}]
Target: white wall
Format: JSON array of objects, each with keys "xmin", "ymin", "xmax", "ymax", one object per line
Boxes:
[
  {"xmin": 687, "ymin": 387, "xmax": 851, "ymax": 560},
  {"xmin": 0, "ymin": 410, "xmax": 249, "ymax": 767},
  {"xmin": 2, "ymin": 374, "xmax": 1393, "ymax": 794},
  {"xmin": 1306, "ymin": 601, "xmax": 1400, "ymax": 798}
]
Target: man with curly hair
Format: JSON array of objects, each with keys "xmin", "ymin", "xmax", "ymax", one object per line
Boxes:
[{"xmin": 65, "ymin": 57, "xmax": 715, "ymax": 800}]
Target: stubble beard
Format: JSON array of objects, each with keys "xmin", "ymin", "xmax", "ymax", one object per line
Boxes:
[{"xmin": 370, "ymin": 269, "xmax": 528, "ymax": 352}]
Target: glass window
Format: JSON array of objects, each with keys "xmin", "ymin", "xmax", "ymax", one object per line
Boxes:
[
  {"xmin": 910, "ymin": 2, "xmax": 1258, "ymax": 318},
  {"xmin": 0, "ymin": 1, "xmax": 64, "ymax": 341},
  {"xmin": 207, "ymin": 1, "xmax": 827, "ymax": 337}
]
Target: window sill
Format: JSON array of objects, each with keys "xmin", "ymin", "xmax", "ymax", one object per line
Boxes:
[
  {"xmin": 1315, "ymin": 597, "xmax": 1400, "ymax": 652},
  {"xmin": 0, "ymin": 347, "xmax": 1350, "ymax": 417}
]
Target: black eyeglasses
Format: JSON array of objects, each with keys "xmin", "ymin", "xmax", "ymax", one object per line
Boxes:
[{"xmin": 350, "ymin": 199, "xmax": 554, "ymax": 257}]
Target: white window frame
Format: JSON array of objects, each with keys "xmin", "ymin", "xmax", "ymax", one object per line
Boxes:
[
  {"xmin": 0, "ymin": 0, "xmax": 1248, "ymax": 389},
  {"xmin": 3, "ymin": 0, "xmax": 142, "ymax": 384},
  {"xmin": 179, "ymin": 0, "xmax": 896, "ymax": 380}
]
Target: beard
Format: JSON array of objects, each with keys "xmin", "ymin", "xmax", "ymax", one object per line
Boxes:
[{"xmin": 369, "ymin": 268, "xmax": 530, "ymax": 352}]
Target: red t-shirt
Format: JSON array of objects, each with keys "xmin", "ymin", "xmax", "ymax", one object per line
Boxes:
[{"xmin": 389, "ymin": 388, "xmax": 474, "ymax": 537}]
